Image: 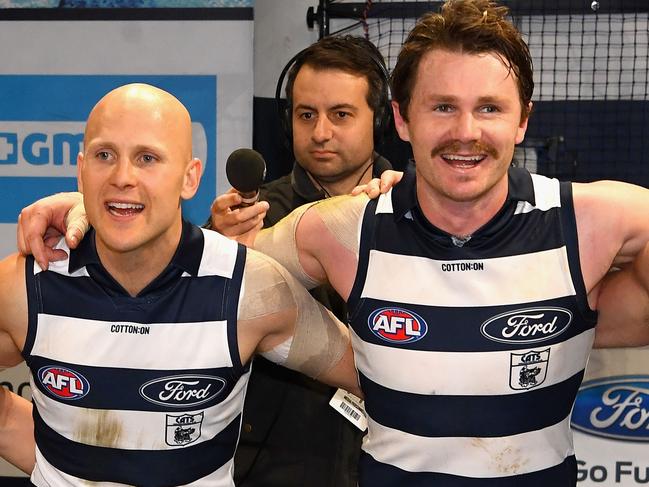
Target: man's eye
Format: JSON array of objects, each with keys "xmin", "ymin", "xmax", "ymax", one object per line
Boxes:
[
  {"xmin": 434, "ymin": 104, "xmax": 453, "ymax": 113},
  {"xmin": 336, "ymin": 111, "xmax": 350, "ymax": 119},
  {"xmin": 299, "ymin": 112, "xmax": 314, "ymax": 121},
  {"xmin": 480, "ymin": 105, "xmax": 499, "ymax": 113},
  {"xmin": 97, "ymin": 151, "xmax": 111, "ymax": 160},
  {"xmin": 141, "ymin": 154, "xmax": 156, "ymax": 163}
]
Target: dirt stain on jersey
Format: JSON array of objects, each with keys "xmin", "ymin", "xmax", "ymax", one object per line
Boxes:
[{"xmin": 74, "ymin": 409, "xmax": 123, "ymax": 448}]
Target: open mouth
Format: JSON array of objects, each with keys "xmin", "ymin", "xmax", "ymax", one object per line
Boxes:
[
  {"xmin": 106, "ymin": 201, "xmax": 144, "ymax": 217},
  {"xmin": 441, "ymin": 153, "xmax": 487, "ymax": 168}
]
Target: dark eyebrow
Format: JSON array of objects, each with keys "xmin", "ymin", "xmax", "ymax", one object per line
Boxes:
[
  {"xmin": 424, "ymin": 94, "xmax": 458, "ymax": 104},
  {"xmin": 294, "ymin": 103, "xmax": 358, "ymax": 112},
  {"xmin": 476, "ymin": 95, "xmax": 509, "ymax": 105}
]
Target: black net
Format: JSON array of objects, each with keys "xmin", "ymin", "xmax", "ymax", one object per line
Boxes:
[{"xmin": 325, "ymin": 0, "xmax": 649, "ymax": 184}]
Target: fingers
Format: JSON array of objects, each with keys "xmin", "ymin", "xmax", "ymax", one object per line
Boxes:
[
  {"xmin": 210, "ymin": 190, "xmax": 242, "ymax": 214},
  {"xmin": 17, "ymin": 191, "xmax": 85, "ymax": 269},
  {"xmin": 351, "ymin": 171, "xmax": 405, "ymax": 199},
  {"xmin": 18, "ymin": 204, "xmax": 58, "ymax": 270},
  {"xmin": 379, "ymin": 170, "xmax": 404, "ymax": 193},
  {"xmin": 33, "ymin": 248, "xmax": 70, "ymax": 271},
  {"xmin": 16, "ymin": 212, "xmax": 28, "ymax": 255},
  {"xmin": 210, "ymin": 190, "xmax": 269, "ymax": 238},
  {"xmin": 351, "ymin": 178, "xmax": 382, "ymax": 199},
  {"xmin": 218, "ymin": 203, "xmax": 268, "ymax": 237}
]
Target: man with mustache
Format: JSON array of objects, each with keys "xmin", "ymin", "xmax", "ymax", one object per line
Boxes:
[{"xmin": 15, "ymin": 1, "xmax": 649, "ymax": 485}]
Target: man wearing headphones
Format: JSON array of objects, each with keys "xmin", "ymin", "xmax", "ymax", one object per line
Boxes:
[{"xmin": 209, "ymin": 36, "xmax": 393, "ymax": 487}]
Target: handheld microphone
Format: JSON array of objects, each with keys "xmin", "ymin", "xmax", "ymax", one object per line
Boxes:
[{"xmin": 225, "ymin": 148, "xmax": 267, "ymax": 208}]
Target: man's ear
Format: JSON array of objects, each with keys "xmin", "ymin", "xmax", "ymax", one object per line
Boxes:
[
  {"xmin": 516, "ymin": 101, "xmax": 533, "ymax": 145},
  {"xmin": 76, "ymin": 152, "xmax": 85, "ymax": 193},
  {"xmin": 181, "ymin": 157, "xmax": 203, "ymax": 200},
  {"xmin": 392, "ymin": 101, "xmax": 411, "ymax": 143}
]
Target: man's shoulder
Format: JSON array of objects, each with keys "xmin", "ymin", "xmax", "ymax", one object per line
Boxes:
[
  {"xmin": 0, "ymin": 253, "xmax": 28, "ymax": 349},
  {"xmin": 0, "ymin": 252, "xmax": 26, "ymax": 285}
]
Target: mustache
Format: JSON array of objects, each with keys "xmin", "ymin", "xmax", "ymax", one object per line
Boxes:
[{"xmin": 431, "ymin": 141, "xmax": 499, "ymax": 160}]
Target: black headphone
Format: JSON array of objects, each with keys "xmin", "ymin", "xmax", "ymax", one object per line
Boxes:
[{"xmin": 275, "ymin": 36, "xmax": 392, "ymax": 150}]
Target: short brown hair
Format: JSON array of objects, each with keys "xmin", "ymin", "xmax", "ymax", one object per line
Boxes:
[
  {"xmin": 285, "ymin": 35, "xmax": 390, "ymax": 126},
  {"xmin": 392, "ymin": 0, "xmax": 533, "ymax": 121}
]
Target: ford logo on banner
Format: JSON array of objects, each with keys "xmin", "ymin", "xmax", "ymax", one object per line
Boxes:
[{"xmin": 571, "ymin": 376, "xmax": 649, "ymax": 442}]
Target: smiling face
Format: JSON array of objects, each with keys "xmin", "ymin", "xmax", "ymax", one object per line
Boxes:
[
  {"xmin": 393, "ymin": 48, "xmax": 530, "ymax": 227},
  {"xmin": 77, "ymin": 84, "xmax": 201, "ymax": 265},
  {"xmin": 291, "ymin": 65, "xmax": 375, "ymax": 193}
]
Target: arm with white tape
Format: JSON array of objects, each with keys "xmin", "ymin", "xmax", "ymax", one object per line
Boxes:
[
  {"xmin": 254, "ymin": 194, "xmax": 369, "ymax": 298},
  {"xmin": 236, "ymin": 249, "xmax": 361, "ymax": 397}
]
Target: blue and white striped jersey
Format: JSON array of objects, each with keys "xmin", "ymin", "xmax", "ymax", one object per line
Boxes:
[
  {"xmin": 347, "ymin": 164, "xmax": 597, "ymax": 487},
  {"xmin": 23, "ymin": 221, "xmax": 249, "ymax": 487}
]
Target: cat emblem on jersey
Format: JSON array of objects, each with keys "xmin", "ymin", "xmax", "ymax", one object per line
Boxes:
[
  {"xmin": 166, "ymin": 412, "xmax": 204, "ymax": 446},
  {"xmin": 509, "ymin": 348, "xmax": 550, "ymax": 390}
]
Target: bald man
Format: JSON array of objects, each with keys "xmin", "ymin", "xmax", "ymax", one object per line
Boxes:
[{"xmin": 0, "ymin": 83, "xmax": 359, "ymax": 486}]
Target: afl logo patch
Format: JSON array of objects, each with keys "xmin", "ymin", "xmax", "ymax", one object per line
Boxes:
[
  {"xmin": 369, "ymin": 307, "xmax": 428, "ymax": 344},
  {"xmin": 38, "ymin": 366, "xmax": 90, "ymax": 400}
]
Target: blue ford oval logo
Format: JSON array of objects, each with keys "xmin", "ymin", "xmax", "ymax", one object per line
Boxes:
[
  {"xmin": 139, "ymin": 374, "xmax": 226, "ymax": 408},
  {"xmin": 571, "ymin": 376, "xmax": 649, "ymax": 442},
  {"xmin": 480, "ymin": 307, "xmax": 572, "ymax": 344}
]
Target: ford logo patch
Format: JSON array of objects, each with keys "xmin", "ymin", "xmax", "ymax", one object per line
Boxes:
[
  {"xmin": 571, "ymin": 376, "xmax": 649, "ymax": 442},
  {"xmin": 481, "ymin": 307, "xmax": 572, "ymax": 344},
  {"xmin": 139, "ymin": 374, "xmax": 226, "ymax": 408}
]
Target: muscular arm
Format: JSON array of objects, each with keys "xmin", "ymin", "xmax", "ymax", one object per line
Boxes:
[
  {"xmin": 236, "ymin": 250, "xmax": 361, "ymax": 397},
  {"xmin": 575, "ymin": 181, "xmax": 649, "ymax": 293},
  {"xmin": 574, "ymin": 182, "xmax": 649, "ymax": 346},
  {"xmin": 0, "ymin": 254, "xmax": 35, "ymax": 473},
  {"xmin": 0, "ymin": 388, "xmax": 34, "ymax": 474},
  {"xmin": 254, "ymin": 194, "xmax": 369, "ymax": 300},
  {"xmin": 594, "ymin": 243, "xmax": 649, "ymax": 348}
]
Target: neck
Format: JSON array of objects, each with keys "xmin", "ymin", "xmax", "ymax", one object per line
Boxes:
[
  {"xmin": 416, "ymin": 179, "xmax": 509, "ymax": 237},
  {"xmin": 95, "ymin": 224, "xmax": 182, "ymax": 297}
]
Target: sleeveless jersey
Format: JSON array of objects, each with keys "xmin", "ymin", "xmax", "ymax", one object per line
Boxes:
[
  {"xmin": 22, "ymin": 221, "xmax": 249, "ymax": 487},
  {"xmin": 347, "ymin": 164, "xmax": 598, "ymax": 487}
]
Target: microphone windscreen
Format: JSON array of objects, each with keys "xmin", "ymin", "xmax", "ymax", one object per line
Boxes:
[{"xmin": 225, "ymin": 148, "xmax": 267, "ymax": 193}]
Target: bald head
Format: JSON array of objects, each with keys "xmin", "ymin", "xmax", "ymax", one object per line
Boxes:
[
  {"xmin": 84, "ymin": 83, "xmax": 193, "ymax": 161},
  {"xmin": 76, "ymin": 83, "xmax": 203, "ymax": 280}
]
